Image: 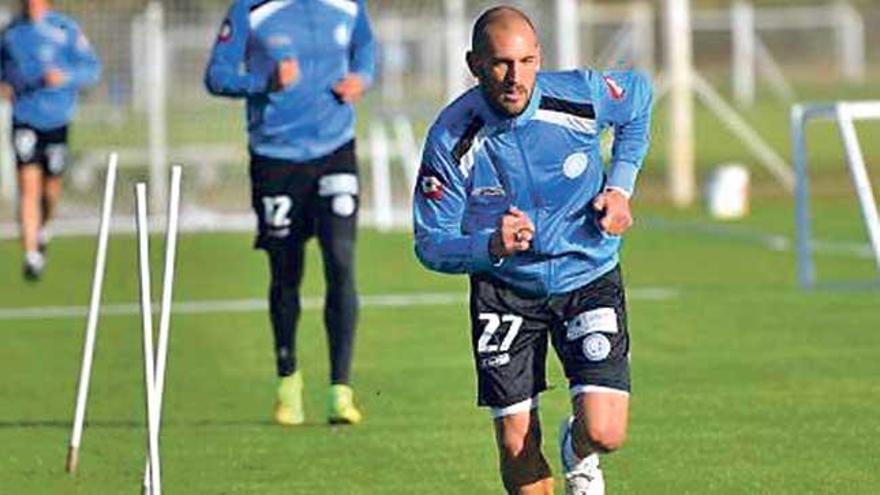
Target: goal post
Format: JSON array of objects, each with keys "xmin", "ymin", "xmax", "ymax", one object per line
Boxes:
[{"xmin": 791, "ymin": 101, "xmax": 880, "ymax": 289}]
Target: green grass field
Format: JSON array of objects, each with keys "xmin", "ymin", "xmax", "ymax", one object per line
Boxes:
[{"xmin": 1, "ymin": 198, "xmax": 879, "ymax": 493}]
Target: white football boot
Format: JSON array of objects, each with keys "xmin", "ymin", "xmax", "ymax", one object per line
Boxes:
[
  {"xmin": 559, "ymin": 416, "xmax": 605, "ymax": 495},
  {"xmin": 23, "ymin": 251, "xmax": 46, "ymax": 282}
]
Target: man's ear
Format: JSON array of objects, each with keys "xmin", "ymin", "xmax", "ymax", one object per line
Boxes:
[{"xmin": 466, "ymin": 51, "xmax": 481, "ymax": 80}]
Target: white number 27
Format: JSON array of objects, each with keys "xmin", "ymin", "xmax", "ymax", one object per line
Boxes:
[{"xmin": 477, "ymin": 313, "xmax": 524, "ymax": 354}]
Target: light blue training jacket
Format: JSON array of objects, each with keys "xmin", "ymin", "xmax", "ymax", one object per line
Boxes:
[
  {"xmin": 204, "ymin": 0, "xmax": 375, "ymax": 162},
  {"xmin": 413, "ymin": 69, "xmax": 653, "ymax": 297},
  {"xmin": 0, "ymin": 11, "xmax": 100, "ymax": 130}
]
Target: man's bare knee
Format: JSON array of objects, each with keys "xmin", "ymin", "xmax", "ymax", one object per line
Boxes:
[
  {"xmin": 586, "ymin": 424, "xmax": 626, "ymax": 453},
  {"xmin": 572, "ymin": 391, "xmax": 630, "ymax": 454}
]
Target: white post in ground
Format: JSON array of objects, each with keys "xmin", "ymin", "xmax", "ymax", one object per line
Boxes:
[
  {"xmin": 666, "ymin": 0, "xmax": 696, "ymax": 207},
  {"xmin": 556, "ymin": 0, "xmax": 580, "ymax": 70},
  {"xmin": 130, "ymin": 14, "xmax": 147, "ymax": 111},
  {"xmin": 391, "ymin": 115, "xmax": 421, "ymax": 191},
  {"xmin": 146, "ymin": 1, "xmax": 168, "ymax": 214},
  {"xmin": 444, "ymin": 0, "xmax": 469, "ymax": 102},
  {"xmin": 630, "ymin": 1, "xmax": 654, "ymax": 73},
  {"xmin": 836, "ymin": 103, "xmax": 880, "ymax": 271},
  {"xmin": 731, "ymin": 0, "xmax": 755, "ymax": 107},
  {"xmin": 380, "ymin": 15, "xmax": 404, "ymax": 104},
  {"xmin": 581, "ymin": 0, "xmax": 594, "ymax": 65},
  {"xmin": 135, "ymin": 183, "xmax": 161, "ymax": 495},
  {"xmin": 65, "ymin": 153, "xmax": 119, "ymax": 475},
  {"xmin": 369, "ymin": 123, "xmax": 393, "ymax": 231},
  {"xmin": 142, "ymin": 165, "xmax": 181, "ymax": 494},
  {"xmin": 153, "ymin": 165, "xmax": 181, "ymax": 426},
  {"xmin": 0, "ymin": 5, "xmax": 12, "ymax": 203},
  {"xmin": 0, "ymin": 98, "xmax": 14, "ymax": 202},
  {"xmin": 834, "ymin": 2, "xmax": 865, "ymax": 83}
]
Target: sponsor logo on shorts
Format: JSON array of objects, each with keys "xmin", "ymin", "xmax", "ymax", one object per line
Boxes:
[
  {"xmin": 479, "ymin": 353, "xmax": 510, "ymax": 369},
  {"xmin": 14, "ymin": 129, "xmax": 37, "ymax": 162},
  {"xmin": 303, "ymin": 175, "xmax": 360, "ymax": 218},
  {"xmin": 46, "ymin": 144, "xmax": 67, "ymax": 175},
  {"xmin": 267, "ymin": 228, "xmax": 290, "ymax": 238},
  {"xmin": 565, "ymin": 307, "xmax": 618, "ymax": 341},
  {"xmin": 331, "ymin": 194, "xmax": 356, "ymax": 217},
  {"xmin": 318, "ymin": 173, "xmax": 359, "ymax": 196},
  {"xmin": 582, "ymin": 333, "xmax": 611, "ymax": 361}
]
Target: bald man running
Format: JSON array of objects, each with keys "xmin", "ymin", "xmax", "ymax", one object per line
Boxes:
[{"xmin": 413, "ymin": 6, "xmax": 653, "ymax": 494}]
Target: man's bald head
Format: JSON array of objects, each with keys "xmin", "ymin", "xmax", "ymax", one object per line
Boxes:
[
  {"xmin": 467, "ymin": 6, "xmax": 541, "ymax": 116},
  {"xmin": 471, "ymin": 6, "xmax": 537, "ymax": 56},
  {"xmin": 21, "ymin": 0, "xmax": 50, "ymax": 19}
]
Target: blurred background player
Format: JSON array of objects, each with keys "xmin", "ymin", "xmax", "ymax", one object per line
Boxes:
[
  {"xmin": 414, "ymin": 6, "xmax": 652, "ymax": 494},
  {"xmin": 204, "ymin": 0, "xmax": 375, "ymax": 426},
  {"xmin": 0, "ymin": 0, "xmax": 100, "ymax": 281}
]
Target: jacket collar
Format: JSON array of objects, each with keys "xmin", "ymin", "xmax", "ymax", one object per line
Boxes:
[{"xmin": 476, "ymin": 80, "xmax": 543, "ymax": 130}]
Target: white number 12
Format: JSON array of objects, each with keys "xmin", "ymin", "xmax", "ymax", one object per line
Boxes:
[{"xmin": 262, "ymin": 195, "xmax": 292, "ymax": 228}]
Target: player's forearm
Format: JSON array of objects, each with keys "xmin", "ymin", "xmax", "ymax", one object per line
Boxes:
[
  {"xmin": 67, "ymin": 57, "xmax": 101, "ymax": 89},
  {"xmin": 609, "ymin": 114, "xmax": 652, "ymax": 195},
  {"xmin": 414, "ymin": 229, "xmax": 496, "ymax": 275},
  {"xmin": 606, "ymin": 161, "xmax": 640, "ymax": 197},
  {"xmin": 349, "ymin": 1, "xmax": 375, "ymax": 87},
  {"xmin": 1, "ymin": 61, "xmax": 41, "ymax": 92},
  {"xmin": 204, "ymin": 65, "xmax": 268, "ymax": 98},
  {"xmin": 349, "ymin": 44, "xmax": 375, "ymax": 88},
  {"xmin": 8, "ymin": 72, "xmax": 42, "ymax": 94}
]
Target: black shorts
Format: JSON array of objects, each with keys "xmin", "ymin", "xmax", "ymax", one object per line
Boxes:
[
  {"xmin": 469, "ymin": 266, "xmax": 630, "ymax": 410},
  {"xmin": 12, "ymin": 124, "xmax": 69, "ymax": 176},
  {"xmin": 249, "ymin": 140, "xmax": 359, "ymax": 249}
]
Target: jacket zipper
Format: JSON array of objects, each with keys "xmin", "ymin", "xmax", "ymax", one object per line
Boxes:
[
  {"xmin": 513, "ymin": 127, "xmax": 552, "ymax": 291},
  {"xmin": 305, "ymin": 1, "xmax": 320, "ymax": 140}
]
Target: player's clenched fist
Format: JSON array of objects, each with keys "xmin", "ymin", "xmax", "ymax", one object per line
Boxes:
[
  {"xmin": 272, "ymin": 59, "xmax": 299, "ymax": 91},
  {"xmin": 593, "ymin": 188, "xmax": 632, "ymax": 236},
  {"xmin": 44, "ymin": 67, "xmax": 68, "ymax": 88},
  {"xmin": 332, "ymin": 74, "xmax": 367, "ymax": 103},
  {"xmin": 490, "ymin": 206, "xmax": 535, "ymax": 259}
]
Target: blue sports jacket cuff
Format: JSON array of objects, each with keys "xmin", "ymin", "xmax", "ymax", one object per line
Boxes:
[
  {"xmin": 352, "ymin": 71, "xmax": 373, "ymax": 88},
  {"xmin": 248, "ymin": 73, "xmax": 269, "ymax": 94},
  {"xmin": 469, "ymin": 230, "xmax": 496, "ymax": 273},
  {"xmin": 608, "ymin": 161, "xmax": 639, "ymax": 197}
]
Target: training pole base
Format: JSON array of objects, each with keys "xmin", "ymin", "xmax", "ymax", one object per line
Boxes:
[{"xmin": 65, "ymin": 446, "xmax": 79, "ymax": 474}]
